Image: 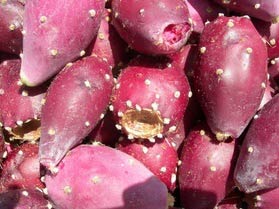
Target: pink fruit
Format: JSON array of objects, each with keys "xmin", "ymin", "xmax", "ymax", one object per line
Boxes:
[
  {"xmin": 39, "ymin": 56, "xmax": 113, "ymax": 169},
  {"xmin": 117, "ymin": 136, "xmax": 178, "ymax": 191},
  {"xmin": 184, "ymin": 0, "xmax": 226, "ymax": 33},
  {"xmin": 245, "ymin": 187, "xmax": 279, "ymax": 209},
  {"xmin": 111, "ymin": 0, "xmax": 193, "ymax": 55},
  {"xmin": 45, "ymin": 144, "xmax": 168, "ymax": 209},
  {"xmin": 234, "ymin": 94, "xmax": 279, "ymax": 193},
  {"xmin": 0, "ymin": 0, "xmax": 24, "ymax": 55},
  {"xmin": 213, "ymin": 0, "xmax": 279, "ymax": 23},
  {"xmin": 0, "ymin": 189, "xmax": 50, "ymax": 208},
  {"xmin": 0, "ymin": 59, "xmax": 47, "ymax": 130},
  {"xmin": 0, "ymin": 143, "xmax": 44, "ymax": 192},
  {"xmin": 179, "ymin": 123, "xmax": 237, "ymax": 209},
  {"xmin": 20, "ymin": 0, "xmax": 105, "ymax": 86},
  {"xmin": 87, "ymin": 9, "xmax": 128, "ymax": 68},
  {"xmin": 111, "ymin": 56, "xmax": 191, "ymax": 140},
  {"xmin": 194, "ymin": 16, "xmax": 268, "ymax": 140}
]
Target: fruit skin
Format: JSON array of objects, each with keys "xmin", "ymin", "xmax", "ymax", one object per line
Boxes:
[
  {"xmin": 111, "ymin": 56, "xmax": 191, "ymax": 140},
  {"xmin": 179, "ymin": 123, "xmax": 237, "ymax": 209},
  {"xmin": 45, "ymin": 144, "xmax": 168, "ymax": 209},
  {"xmin": 20, "ymin": 0, "xmax": 105, "ymax": 86},
  {"xmin": 245, "ymin": 187, "xmax": 279, "ymax": 209},
  {"xmin": 86, "ymin": 9, "xmax": 128, "ymax": 68},
  {"xmin": 0, "ymin": 0, "xmax": 24, "ymax": 55},
  {"xmin": 213, "ymin": 0, "xmax": 279, "ymax": 23},
  {"xmin": 194, "ymin": 16, "xmax": 268, "ymax": 140},
  {"xmin": 268, "ymin": 58, "xmax": 279, "ymax": 92},
  {"xmin": 0, "ymin": 189, "xmax": 50, "ymax": 209},
  {"xmin": 117, "ymin": 136, "xmax": 178, "ymax": 191},
  {"xmin": 0, "ymin": 143, "xmax": 44, "ymax": 192},
  {"xmin": 0, "ymin": 59, "xmax": 47, "ymax": 129},
  {"xmin": 39, "ymin": 55, "xmax": 113, "ymax": 169},
  {"xmin": 111, "ymin": 0, "xmax": 192, "ymax": 55},
  {"xmin": 234, "ymin": 94, "xmax": 279, "ymax": 193}
]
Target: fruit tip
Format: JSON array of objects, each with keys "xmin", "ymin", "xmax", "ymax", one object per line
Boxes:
[{"xmin": 19, "ymin": 70, "xmax": 37, "ymax": 87}]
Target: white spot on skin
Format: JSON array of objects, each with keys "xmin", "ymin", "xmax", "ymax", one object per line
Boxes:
[
  {"xmin": 18, "ymin": 150, "xmax": 24, "ymax": 155},
  {"xmin": 98, "ymin": 33, "xmax": 105, "ymax": 40},
  {"xmin": 39, "ymin": 16, "xmax": 47, "ymax": 23},
  {"xmin": 91, "ymin": 176, "xmax": 101, "ymax": 184},
  {"xmin": 270, "ymin": 38, "xmax": 276, "ymax": 46},
  {"xmin": 177, "ymin": 160, "xmax": 182, "ymax": 166},
  {"xmin": 100, "ymin": 113, "xmax": 105, "ymax": 119},
  {"xmin": 22, "ymin": 190, "xmax": 29, "ymax": 196},
  {"xmin": 50, "ymin": 49, "xmax": 58, "ymax": 56},
  {"xmin": 117, "ymin": 111, "xmax": 124, "ymax": 117},
  {"xmin": 200, "ymin": 47, "xmax": 206, "ymax": 54},
  {"xmin": 188, "ymin": 91, "xmax": 193, "ymax": 98},
  {"xmin": 42, "ymin": 188, "xmax": 48, "ymax": 195},
  {"xmin": 151, "ymin": 102, "xmax": 159, "ymax": 111},
  {"xmin": 63, "ymin": 186, "xmax": 72, "ymax": 194},
  {"xmin": 171, "ymin": 174, "xmax": 177, "ymax": 184},
  {"xmin": 155, "ymin": 94, "xmax": 160, "ymax": 99},
  {"xmin": 261, "ymin": 82, "xmax": 266, "ymax": 88},
  {"xmin": 126, "ymin": 100, "xmax": 132, "ymax": 108},
  {"xmin": 174, "ymin": 91, "xmax": 181, "ymax": 98},
  {"xmin": 89, "ymin": 9, "xmax": 96, "ymax": 17},
  {"xmin": 254, "ymin": 114, "xmax": 259, "ymax": 119},
  {"xmin": 128, "ymin": 134, "xmax": 134, "ymax": 140},
  {"xmin": 163, "ymin": 118, "xmax": 170, "ymax": 125},
  {"xmin": 11, "ymin": 174, "xmax": 16, "ymax": 179},
  {"xmin": 105, "ymin": 74, "xmax": 110, "ymax": 81},
  {"xmin": 168, "ymin": 126, "xmax": 177, "ymax": 132},
  {"xmin": 248, "ymin": 147, "xmax": 254, "ymax": 153},
  {"xmin": 142, "ymin": 146, "xmax": 148, "ymax": 154},
  {"xmin": 144, "ymin": 79, "xmax": 151, "ymax": 86},
  {"xmin": 246, "ymin": 47, "xmax": 253, "ymax": 54},
  {"xmin": 21, "ymin": 90, "xmax": 28, "ymax": 96},
  {"xmin": 256, "ymin": 178, "xmax": 263, "ymax": 184},
  {"xmin": 200, "ymin": 130, "xmax": 205, "ymax": 135},
  {"xmin": 0, "ymin": 89, "xmax": 4, "ymax": 95},
  {"xmin": 115, "ymin": 83, "xmax": 120, "ymax": 89},
  {"xmin": 160, "ymin": 167, "xmax": 167, "ymax": 173},
  {"xmin": 139, "ymin": 8, "xmax": 145, "ymax": 15},
  {"xmin": 21, "ymin": 30, "xmax": 26, "ymax": 35},
  {"xmin": 254, "ymin": 3, "xmax": 260, "ymax": 9},
  {"xmin": 66, "ymin": 62, "xmax": 73, "ymax": 67},
  {"xmin": 85, "ymin": 121, "xmax": 90, "ymax": 127},
  {"xmin": 109, "ymin": 105, "xmax": 114, "ymax": 111},
  {"xmin": 227, "ymin": 20, "xmax": 234, "ymax": 27},
  {"xmin": 17, "ymin": 80, "xmax": 23, "ymax": 86},
  {"xmin": 115, "ymin": 124, "xmax": 122, "ymax": 130},
  {"xmin": 157, "ymin": 133, "xmax": 163, "ymax": 138},
  {"xmin": 135, "ymin": 104, "xmax": 142, "ymax": 111},
  {"xmin": 48, "ymin": 128, "xmax": 55, "ymax": 135},
  {"xmin": 9, "ymin": 24, "xmax": 16, "ymax": 31},
  {"xmin": 2, "ymin": 151, "xmax": 7, "ymax": 158},
  {"xmin": 80, "ymin": 50, "xmax": 86, "ymax": 57},
  {"xmin": 84, "ymin": 80, "xmax": 91, "ymax": 88},
  {"xmin": 216, "ymin": 68, "xmax": 224, "ymax": 76},
  {"xmin": 148, "ymin": 137, "xmax": 155, "ymax": 143},
  {"xmin": 210, "ymin": 166, "xmax": 217, "ymax": 172}
]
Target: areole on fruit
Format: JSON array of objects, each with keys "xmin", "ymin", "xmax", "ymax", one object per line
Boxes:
[{"xmin": 120, "ymin": 108, "xmax": 164, "ymax": 139}]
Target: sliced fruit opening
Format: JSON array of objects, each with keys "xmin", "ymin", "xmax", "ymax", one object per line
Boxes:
[
  {"xmin": 120, "ymin": 109, "xmax": 164, "ymax": 139},
  {"xmin": 163, "ymin": 23, "xmax": 191, "ymax": 45}
]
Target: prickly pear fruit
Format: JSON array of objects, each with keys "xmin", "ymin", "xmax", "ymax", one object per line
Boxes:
[
  {"xmin": 45, "ymin": 144, "xmax": 168, "ymax": 209},
  {"xmin": 184, "ymin": 0, "xmax": 226, "ymax": 33},
  {"xmin": 0, "ymin": 59, "xmax": 47, "ymax": 133},
  {"xmin": 245, "ymin": 187, "xmax": 279, "ymax": 209},
  {"xmin": 0, "ymin": 0, "xmax": 24, "ymax": 55},
  {"xmin": 0, "ymin": 143, "xmax": 44, "ymax": 192},
  {"xmin": 179, "ymin": 123, "xmax": 237, "ymax": 209},
  {"xmin": 111, "ymin": 0, "xmax": 192, "ymax": 55},
  {"xmin": 20, "ymin": 0, "xmax": 105, "ymax": 86},
  {"xmin": 234, "ymin": 94, "xmax": 279, "ymax": 193},
  {"xmin": 87, "ymin": 9, "xmax": 127, "ymax": 68},
  {"xmin": 111, "ymin": 56, "xmax": 191, "ymax": 140},
  {"xmin": 269, "ymin": 58, "xmax": 279, "ymax": 92},
  {"xmin": 117, "ymin": 136, "xmax": 178, "ymax": 191},
  {"xmin": 194, "ymin": 16, "xmax": 268, "ymax": 140},
  {"xmin": 0, "ymin": 189, "xmax": 50, "ymax": 209},
  {"xmin": 39, "ymin": 55, "xmax": 113, "ymax": 170},
  {"xmin": 213, "ymin": 0, "xmax": 279, "ymax": 23}
]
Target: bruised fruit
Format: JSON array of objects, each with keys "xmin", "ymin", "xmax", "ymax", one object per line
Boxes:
[
  {"xmin": 45, "ymin": 144, "xmax": 168, "ymax": 209},
  {"xmin": 20, "ymin": 0, "xmax": 105, "ymax": 86},
  {"xmin": 111, "ymin": 56, "xmax": 191, "ymax": 140},
  {"xmin": 179, "ymin": 123, "xmax": 237, "ymax": 209},
  {"xmin": 234, "ymin": 94, "xmax": 279, "ymax": 193},
  {"xmin": 194, "ymin": 16, "xmax": 268, "ymax": 140},
  {"xmin": 111, "ymin": 0, "xmax": 192, "ymax": 55}
]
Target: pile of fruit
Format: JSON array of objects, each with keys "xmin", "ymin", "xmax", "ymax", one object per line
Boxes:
[{"xmin": 0, "ymin": 0, "xmax": 278, "ymax": 208}]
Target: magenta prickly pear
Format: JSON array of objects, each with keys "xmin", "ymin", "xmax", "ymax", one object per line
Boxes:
[
  {"xmin": 111, "ymin": 0, "xmax": 193, "ymax": 55},
  {"xmin": 0, "ymin": 59, "xmax": 47, "ymax": 132},
  {"xmin": 0, "ymin": 189, "xmax": 51, "ymax": 208},
  {"xmin": 45, "ymin": 144, "xmax": 168, "ymax": 209},
  {"xmin": 0, "ymin": 0, "xmax": 24, "ymax": 55},
  {"xmin": 117, "ymin": 136, "xmax": 178, "ymax": 191},
  {"xmin": 0, "ymin": 143, "xmax": 44, "ymax": 192},
  {"xmin": 245, "ymin": 188, "xmax": 279, "ymax": 209},
  {"xmin": 39, "ymin": 55, "xmax": 113, "ymax": 170},
  {"xmin": 213, "ymin": 0, "xmax": 279, "ymax": 23},
  {"xmin": 234, "ymin": 94, "xmax": 279, "ymax": 193},
  {"xmin": 194, "ymin": 16, "xmax": 268, "ymax": 140},
  {"xmin": 20, "ymin": 0, "xmax": 105, "ymax": 86},
  {"xmin": 87, "ymin": 9, "xmax": 128, "ymax": 68},
  {"xmin": 111, "ymin": 56, "xmax": 191, "ymax": 140},
  {"xmin": 179, "ymin": 123, "xmax": 237, "ymax": 209}
]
